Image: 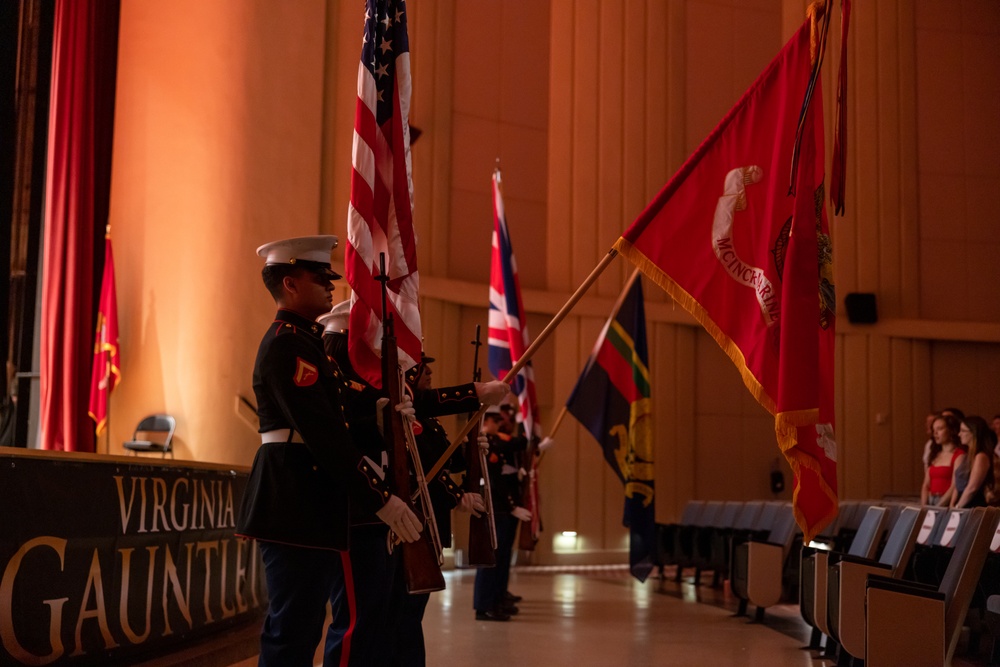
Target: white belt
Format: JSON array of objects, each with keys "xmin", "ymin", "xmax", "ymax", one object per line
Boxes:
[{"xmin": 261, "ymin": 429, "xmax": 305, "ymax": 444}]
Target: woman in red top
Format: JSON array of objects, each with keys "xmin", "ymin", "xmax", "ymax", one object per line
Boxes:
[{"xmin": 920, "ymin": 414, "xmax": 965, "ymax": 506}]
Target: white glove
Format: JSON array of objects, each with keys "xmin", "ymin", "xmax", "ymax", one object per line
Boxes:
[
  {"xmin": 511, "ymin": 506, "xmax": 532, "ymax": 522},
  {"xmin": 376, "ymin": 495, "xmax": 423, "ymax": 543},
  {"xmin": 517, "ymin": 467, "xmax": 527, "ymax": 482},
  {"xmin": 475, "ymin": 381, "xmax": 510, "ymax": 405},
  {"xmin": 395, "ymin": 397, "xmax": 416, "ymax": 424},
  {"xmin": 477, "ymin": 433, "xmax": 489, "ymax": 453},
  {"xmin": 459, "ymin": 492, "xmax": 485, "ymax": 517},
  {"xmin": 537, "ymin": 437, "xmax": 554, "ymax": 452}
]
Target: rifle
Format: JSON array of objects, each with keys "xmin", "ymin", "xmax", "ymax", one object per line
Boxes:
[
  {"xmin": 516, "ymin": 433, "xmax": 540, "ymax": 551},
  {"xmin": 464, "ymin": 325, "xmax": 497, "ymax": 567},
  {"xmin": 377, "ymin": 254, "xmax": 446, "ymax": 593}
]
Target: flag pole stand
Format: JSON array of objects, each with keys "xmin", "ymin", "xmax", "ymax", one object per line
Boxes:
[{"xmin": 427, "ymin": 248, "xmax": 620, "ymax": 480}]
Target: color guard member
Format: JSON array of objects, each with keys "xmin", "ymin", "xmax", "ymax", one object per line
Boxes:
[
  {"xmin": 317, "ymin": 301, "xmax": 508, "ymax": 664},
  {"xmin": 473, "ymin": 405, "xmax": 531, "ymax": 621},
  {"xmin": 235, "ymin": 236, "xmax": 421, "ymax": 667},
  {"xmin": 392, "ymin": 353, "xmax": 492, "ymax": 666}
]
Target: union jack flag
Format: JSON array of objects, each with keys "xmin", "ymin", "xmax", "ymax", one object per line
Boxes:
[
  {"xmin": 488, "ymin": 168, "xmax": 541, "ymax": 441},
  {"xmin": 345, "ymin": 0, "xmax": 421, "ymax": 388}
]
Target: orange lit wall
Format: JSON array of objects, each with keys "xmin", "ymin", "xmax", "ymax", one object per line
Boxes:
[
  {"xmin": 109, "ymin": 0, "xmax": 1000, "ymax": 564},
  {"xmin": 109, "ymin": 0, "xmax": 329, "ymax": 465}
]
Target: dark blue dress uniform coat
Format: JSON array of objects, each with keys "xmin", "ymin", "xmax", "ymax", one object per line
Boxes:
[
  {"xmin": 323, "ymin": 331, "xmax": 481, "ymax": 524},
  {"xmin": 235, "ymin": 309, "xmax": 388, "ymax": 550}
]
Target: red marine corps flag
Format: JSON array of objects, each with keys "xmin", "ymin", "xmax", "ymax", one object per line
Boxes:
[
  {"xmin": 88, "ymin": 230, "xmax": 120, "ymax": 436},
  {"xmin": 614, "ymin": 6, "xmax": 839, "ymax": 541},
  {"xmin": 345, "ymin": 0, "xmax": 421, "ymax": 387}
]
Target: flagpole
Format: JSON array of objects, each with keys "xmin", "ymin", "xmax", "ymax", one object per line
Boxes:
[
  {"xmin": 538, "ymin": 267, "xmax": 641, "ymax": 461},
  {"xmin": 426, "ymin": 247, "xmax": 620, "ymax": 480},
  {"xmin": 546, "ymin": 406, "xmax": 569, "ymax": 440}
]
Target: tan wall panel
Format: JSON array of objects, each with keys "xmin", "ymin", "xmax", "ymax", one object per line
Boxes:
[
  {"xmin": 890, "ymin": 338, "xmax": 918, "ymax": 493},
  {"xmin": 596, "ymin": 1, "xmax": 625, "ymax": 299},
  {"xmin": 841, "ymin": 335, "xmax": 870, "ymax": 499},
  {"xmin": 852, "ymin": 1, "xmax": 881, "ymax": 292},
  {"xmin": 911, "ymin": 341, "xmax": 934, "ymax": 488},
  {"xmin": 931, "ymin": 342, "xmax": 1000, "ymax": 419},
  {"xmin": 916, "ymin": 1, "xmax": 1000, "ymax": 322},
  {"xmin": 570, "ymin": 1, "xmax": 601, "ymax": 289},
  {"xmin": 545, "ymin": 319, "xmax": 585, "ymax": 543},
  {"xmin": 650, "ymin": 322, "xmax": 679, "ymax": 522},
  {"xmin": 867, "ymin": 336, "xmax": 893, "ymax": 498},
  {"xmin": 547, "ymin": 0, "xmax": 575, "ymax": 294},
  {"xmin": 110, "ymin": 0, "xmax": 328, "ymax": 465},
  {"xmin": 410, "ymin": 1, "xmax": 456, "ymax": 279},
  {"xmin": 573, "ymin": 314, "xmax": 612, "ymax": 554},
  {"xmin": 874, "ymin": 1, "xmax": 902, "ymax": 319}
]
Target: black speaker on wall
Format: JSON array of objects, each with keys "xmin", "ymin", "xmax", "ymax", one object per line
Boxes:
[{"xmin": 845, "ymin": 292, "xmax": 878, "ymax": 324}]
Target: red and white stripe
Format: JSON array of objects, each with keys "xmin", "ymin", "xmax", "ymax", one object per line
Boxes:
[
  {"xmin": 345, "ymin": 17, "xmax": 421, "ymax": 389},
  {"xmin": 487, "ymin": 170, "xmax": 542, "ymax": 441}
]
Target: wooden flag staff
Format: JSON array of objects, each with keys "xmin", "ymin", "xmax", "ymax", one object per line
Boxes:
[
  {"xmin": 425, "ymin": 248, "xmax": 620, "ymax": 480},
  {"xmin": 536, "ymin": 267, "xmax": 642, "ymax": 459}
]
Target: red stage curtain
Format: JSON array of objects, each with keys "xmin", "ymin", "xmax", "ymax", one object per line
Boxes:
[{"xmin": 39, "ymin": 0, "xmax": 118, "ymax": 452}]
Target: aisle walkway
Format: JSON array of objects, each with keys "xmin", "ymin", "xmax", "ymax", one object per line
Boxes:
[
  {"xmin": 221, "ymin": 565, "xmax": 819, "ymax": 667},
  {"xmin": 422, "ymin": 566, "xmax": 816, "ymax": 667},
  {"xmin": 149, "ymin": 563, "xmax": 988, "ymax": 667}
]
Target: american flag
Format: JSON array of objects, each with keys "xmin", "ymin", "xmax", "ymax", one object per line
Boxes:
[
  {"xmin": 345, "ymin": 0, "xmax": 421, "ymax": 388},
  {"xmin": 487, "ymin": 169, "xmax": 541, "ymax": 441}
]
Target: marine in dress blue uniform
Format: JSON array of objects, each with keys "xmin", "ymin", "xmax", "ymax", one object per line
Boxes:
[
  {"xmin": 235, "ymin": 237, "xmax": 421, "ymax": 667},
  {"xmin": 317, "ymin": 302, "xmax": 507, "ymax": 666},
  {"xmin": 473, "ymin": 406, "xmax": 530, "ymax": 621},
  {"xmin": 389, "ymin": 355, "xmax": 491, "ymax": 667}
]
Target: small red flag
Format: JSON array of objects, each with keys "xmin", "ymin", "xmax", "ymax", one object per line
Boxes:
[
  {"xmin": 88, "ymin": 233, "xmax": 120, "ymax": 436},
  {"xmin": 615, "ymin": 12, "xmax": 838, "ymax": 541}
]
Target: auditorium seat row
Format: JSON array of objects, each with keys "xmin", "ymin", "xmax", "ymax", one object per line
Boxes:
[{"xmin": 654, "ymin": 500, "xmax": 1000, "ymax": 667}]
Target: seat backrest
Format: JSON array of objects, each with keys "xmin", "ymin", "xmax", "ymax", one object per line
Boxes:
[
  {"xmin": 880, "ymin": 501, "xmax": 906, "ymax": 531},
  {"xmin": 766, "ymin": 503, "xmax": 799, "ymax": 553},
  {"xmin": 834, "ymin": 500, "xmax": 857, "ymax": 530},
  {"xmin": 698, "ymin": 501, "xmax": 724, "ymax": 527},
  {"xmin": 878, "ymin": 505, "xmax": 926, "ymax": 577},
  {"xmin": 844, "ymin": 501, "xmax": 876, "ymax": 531},
  {"xmin": 733, "ymin": 502, "xmax": 763, "ymax": 531},
  {"xmin": 816, "ymin": 500, "xmax": 852, "ymax": 540},
  {"xmin": 847, "ymin": 505, "xmax": 888, "ymax": 559},
  {"xmin": 916, "ymin": 508, "xmax": 945, "ymax": 545},
  {"xmin": 753, "ymin": 502, "xmax": 782, "ymax": 532},
  {"xmin": 716, "ymin": 501, "xmax": 743, "ymax": 529},
  {"xmin": 679, "ymin": 500, "xmax": 705, "ymax": 525},
  {"xmin": 934, "ymin": 509, "xmax": 967, "ymax": 548},
  {"xmin": 940, "ymin": 507, "xmax": 1000, "ymax": 662},
  {"xmin": 133, "ymin": 414, "xmax": 176, "ymax": 447}
]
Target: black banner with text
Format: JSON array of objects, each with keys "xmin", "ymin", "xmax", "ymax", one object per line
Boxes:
[{"xmin": 0, "ymin": 451, "xmax": 266, "ymax": 665}]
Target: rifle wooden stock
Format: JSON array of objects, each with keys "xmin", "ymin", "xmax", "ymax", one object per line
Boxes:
[
  {"xmin": 382, "ymin": 318, "xmax": 445, "ymax": 594},
  {"xmin": 465, "ymin": 427, "xmax": 497, "ymax": 566},
  {"xmin": 464, "ymin": 325, "xmax": 496, "ymax": 566},
  {"xmin": 517, "ymin": 441, "xmax": 539, "ymax": 551}
]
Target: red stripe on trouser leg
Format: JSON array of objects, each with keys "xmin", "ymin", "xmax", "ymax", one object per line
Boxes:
[{"xmin": 339, "ymin": 551, "xmax": 357, "ymax": 667}]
